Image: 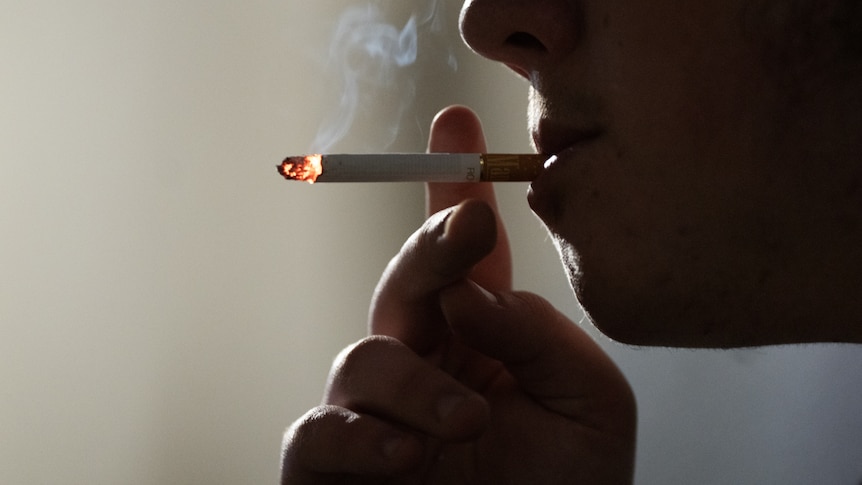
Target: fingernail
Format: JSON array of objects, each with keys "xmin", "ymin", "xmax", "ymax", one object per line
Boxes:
[
  {"xmin": 428, "ymin": 206, "xmax": 456, "ymax": 245},
  {"xmin": 441, "ymin": 206, "xmax": 457, "ymax": 240},
  {"xmin": 472, "ymin": 281, "xmax": 499, "ymax": 305}
]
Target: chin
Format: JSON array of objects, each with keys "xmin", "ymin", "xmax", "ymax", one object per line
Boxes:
[
  {"xmin": 565, "ymin": 265, "xmax": 764, "ymax": 349},
  {"xmin": 551, "ymin": 225, "xmax": 788, "ymax": 348},
  {"xmin": 579, "ymin": 301, "xmax": 736, "ymax": 348}
]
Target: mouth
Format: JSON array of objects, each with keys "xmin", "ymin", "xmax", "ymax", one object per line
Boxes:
[{"xmin": 528, "ymin": 120, "xmax": 602, "ymax": 223}]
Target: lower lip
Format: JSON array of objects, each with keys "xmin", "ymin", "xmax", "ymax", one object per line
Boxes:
[
  {"xmin": 528, "ymin": 137, "xmax": 599, "ymax": 220},
  {"xmin": 528, "ymin": 146, "xmax": 575, "ymax": 216}
]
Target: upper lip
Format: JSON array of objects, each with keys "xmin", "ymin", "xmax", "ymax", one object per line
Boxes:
[{"xmin": 531, "ymin": 119, "xmax": 602, "ymax": 155}]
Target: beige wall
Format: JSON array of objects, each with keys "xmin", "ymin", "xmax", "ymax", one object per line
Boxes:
[{"xmin": 2, "ymin": 1, "xmax": 861, "ymax": 484}]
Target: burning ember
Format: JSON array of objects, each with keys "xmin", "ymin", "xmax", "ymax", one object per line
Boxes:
[{"xmin": 277, "ymin": 154, "xmax": 323, "ymax": 183}]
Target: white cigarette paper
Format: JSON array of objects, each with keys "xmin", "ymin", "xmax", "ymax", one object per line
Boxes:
[{"xmin": 277, "ymin": 153, "xmax": 548, "ymax": 183}]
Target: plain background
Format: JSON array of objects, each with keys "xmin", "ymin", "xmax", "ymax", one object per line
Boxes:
[{"xmin": 2, "ymin": 1, "xmax": 860, "ymax": 483}]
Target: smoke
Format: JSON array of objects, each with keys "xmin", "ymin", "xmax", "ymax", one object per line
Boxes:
[{"xmin": 309, "ymin": 0, "xmax": 457, "ymax": 153}]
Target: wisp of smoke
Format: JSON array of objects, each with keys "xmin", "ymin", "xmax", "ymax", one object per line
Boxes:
[{"xmin": 309, "ymin": 0, "xmax": 456, "ymax": 153}]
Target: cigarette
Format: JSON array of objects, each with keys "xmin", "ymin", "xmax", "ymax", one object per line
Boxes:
[{"xmin": 276, "ymin": 153, "xmax": 549, "ymax": 183}]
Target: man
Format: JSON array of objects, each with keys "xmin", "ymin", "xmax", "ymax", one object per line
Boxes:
[{"xmin": 281, "ymin": 0, "xmax": 861, "ymax": 482}]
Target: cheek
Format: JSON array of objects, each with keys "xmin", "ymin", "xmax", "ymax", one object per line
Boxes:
[
  {"xmin": 558, "ymin": 3, "xmax": 794, "ymax": 345},
  {"xmin": 549, "ymin": 141, "xmax": 770, "ymax": 345},
  {"xmin": 596, "ymin": 1, "xmax": 767, "ymax": 158}
]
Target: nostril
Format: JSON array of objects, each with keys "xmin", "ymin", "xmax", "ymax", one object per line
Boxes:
[{"xmin": 505, "ymin": 31, "xmax": 547, "ymax": 52}]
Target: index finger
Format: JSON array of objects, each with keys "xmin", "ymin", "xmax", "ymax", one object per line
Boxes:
[
  {"xmin": 369, "ymin": 106, "xmax": 509, "ymax": 350},
  {"xmin": 426, "ymin": 105, "xmax": 512, "ymax": 291}
]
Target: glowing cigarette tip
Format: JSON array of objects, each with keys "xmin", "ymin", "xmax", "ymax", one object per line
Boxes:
[
  {"xmin": 277, "ymin": 155, "xmax": 323, "ymax": 183},
  {"xmin": 276, "ymin": 153, "xmax": 548, "ymax": 183}
]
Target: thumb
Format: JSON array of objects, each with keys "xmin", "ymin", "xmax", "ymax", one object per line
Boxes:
[
  {"xmin": 439, "ymin": 280, "xmax": 636, "ymax": 434},
  {"xmin": 370, "ymin": 199, "xmax": 497, "ymax": 350}
]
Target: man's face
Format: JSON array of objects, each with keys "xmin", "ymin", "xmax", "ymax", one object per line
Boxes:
[{"xmin": 460, "ymin": 0, "xmax": 858, "ymax": 346}]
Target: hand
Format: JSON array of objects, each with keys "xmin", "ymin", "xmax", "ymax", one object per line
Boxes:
[{"xmin": 281, "ymin": 106, "xmax": 637, "ymax": 484}]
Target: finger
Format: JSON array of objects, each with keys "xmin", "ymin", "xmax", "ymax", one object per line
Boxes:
[
  {"xmin": 439, "ymin": 280, "xmax": 637, "ymax": 438},
  {"xmin": 281, "ymin": 405, "xmax": 423, "ymax": 484},
  {"xmin": 426, "ymin": 105, "xmax": 512, "ymax": 291},
  {"xmin": 426, "ymin": 105, "xmax": 492, "ymax": 215},
  {"xmin": 370, "ymin": 199, "xmax": 497, "ymax": 350},
  {"xmin": 324, "ymin": 336, "xmax": 489, "ymax": 441}
]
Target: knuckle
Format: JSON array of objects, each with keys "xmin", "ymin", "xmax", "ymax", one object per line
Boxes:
[
  {"xmin": 281, "ymin": 406, "xmax": 333, "ymax": 463},
  {"xmin": 282, "ymin": 405, "xmax": 358, "ymax": 469},
  {"xmin": 331, "ymin": 336, "xmax": 400, "ymax": 376},
  {"xmin": 326, "ymin": 336, "xmax": 435, "ymax": 411},
  {"xmin": 283, "ymin": 405, "xmax": 341, "ymax": 446},
  {"xmin": 327, "ymin": 336, "xmax": 404, "ymax": 396}
]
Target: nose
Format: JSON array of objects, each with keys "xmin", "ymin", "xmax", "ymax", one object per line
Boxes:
[{"xmin": 459, "ymin": 0, "xmax": 580, "ymax": 80}]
